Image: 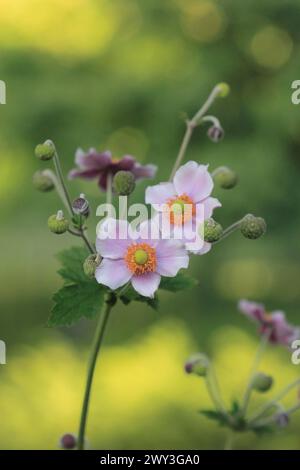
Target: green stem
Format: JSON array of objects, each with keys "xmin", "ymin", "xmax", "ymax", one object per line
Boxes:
[
  {"xmin": 48, "ymin": 140, "xmax": 74, "ymax": 216},
  {"xmin": 106, "ymin": 172, "xmax": 113, "ymax": 206},
  {"xmin": 77, "ymin": 300, "xmax": 112, "ymax": 450},
  {"xmin": 213, "ymin": 220, "xmax": 243, "ymax": 245},
  {"xmin": 241, "ymin": 331, "xmax": 270, "ymax": 417},
  {"xmin": 224, "ymin": 430, "xmax": 235, "ymax": 450},
  {"xmin": 248, "ymin": 378, "xmax": 300, "ymax": 425},
  {"xmin": 169, "ymin": 85, "xmax": 221, "ymax": 180}
]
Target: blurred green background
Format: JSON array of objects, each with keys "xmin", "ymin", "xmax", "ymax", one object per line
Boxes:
[{"xmin": 0, "ymin": 0, "xmax": 300, "ymax": 450}]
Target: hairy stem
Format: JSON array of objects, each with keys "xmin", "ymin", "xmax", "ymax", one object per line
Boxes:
[
  {"xmin": 169, "ymin": 85, "xmax": 221, "ymax": 180},
  {"xmin": 77, "ymin": 300, "xmax": 112, "ymax": 450}
]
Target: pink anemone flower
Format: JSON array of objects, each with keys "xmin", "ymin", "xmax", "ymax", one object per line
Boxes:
[
  {"xmin": 145, "ymin": 161, "xmax": 221, "ymax": 254},
  {"xmin": 238, "ymin": 299, "xmax": 300, "ymax": 347},
  {"xmin": 95, "ymin": 219, "xmax": 189, "ymax": 298},
  {"xmin": 69, "ymin": 148, "xmax": 157, "ymax": 191}
]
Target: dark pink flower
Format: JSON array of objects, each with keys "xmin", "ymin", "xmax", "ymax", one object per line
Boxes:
[
  {"xmin": 238, "ymin": 300, "xmax": 300, "ymax": 347},
  {"xmin": 69, "ymin": 148, "xmax": 157, "ymax": 191}
]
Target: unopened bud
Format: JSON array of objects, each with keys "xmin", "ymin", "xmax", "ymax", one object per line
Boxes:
[
  {"xmin": 72, "ymin": 193, "xmax": 90, "ymax": 217},
  {"xmin": 207, "ymin": 125, "xmax": 224, "ymax": 143},
  {"xmin": 240, "ymin": 214, "xmax": 266, "ymax": 240},
  {"xmin": 32, "ymin": 170, "xmax": 54, "ymax": 192},
  {"xmin": 59, "ymin": 433, "xmax": 77, "ymax": 450},
  {"xmin": 275, "ymin": 413, "xmax": 289, "ymax": 428},
  {"xmin": 35, "ymin": 140, "xmax": 55, "ymax": 161},
  {"xmin": 48, "ymin": 210, "xmax": 69, "ymax": 234},
  {"xmin": 83, "ymin": 254, "xmax": 102, "ymax": 279},
  {"xmin": 113, "ymin": 171, "xmax": 136, "ymax": 196},
  {"xmin": 252, "ymin": 373, "xmax": 273, "ymax": 392},
  {"xmin": 184, "ymin": 353, "xmax": 210, "ymax": 377},
  {"xmin": 216, "ymin": 82, "xmax": 230, "ymax": 98},
  {"xmin": 201, "ymin": 218, "xmax": 223, "ymax": 243},
  {"xmin": 213, "ymin": 166, "xmax": 238, "ymax": 189}
]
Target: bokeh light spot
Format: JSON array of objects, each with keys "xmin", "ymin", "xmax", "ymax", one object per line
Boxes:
[{"xmin": 250, "ymin": 26, "xmax": 293, "ymax": 69}]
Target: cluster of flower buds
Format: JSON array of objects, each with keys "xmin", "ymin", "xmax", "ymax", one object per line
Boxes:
[
  {"xmin": 202, "ymin": 218, "xmax": 223, "ymax": 243},
  {"xmin": 240, "ymin": 214, "xmax": 266, "ymax": 240}
]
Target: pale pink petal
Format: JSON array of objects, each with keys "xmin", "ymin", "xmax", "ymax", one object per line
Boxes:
[
  {"xmin": 131, "ymin": 272, "xmax": 161, "ymax": 298},
  {"xmin": 132, "ymin": 163, "xmax": 157, "ymax": 180},
  {"xmin": 238, "ymin": 300, "xmax": 266, "ymax": 323},
  {"xmin": 96, "ymin": 219, "xmax": 131, "ymax": 259},
  {"xmin": 95, "ymin": 259, "xmax": 132, "ymax": 290},
  {"xmin": 156, "ymin": 239, "xmax": 189, "ymax": 276},
  {"xmin": 199, "ymin": 197, "xmax": 222, "ymax": 220},
  {"xmin": 188, "ymin": 241, "xmax": 212, "ymax": 255},
  {"xmin": 173, "ymin": 162, "xmax": 213, "ymax": 202},
  {"xmin": 145, "ymin": 182, "xmax": 176, "ymax": 207}
]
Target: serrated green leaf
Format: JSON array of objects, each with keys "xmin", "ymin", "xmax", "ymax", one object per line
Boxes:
[
  {"xmin": 48, "ymin": 281, "xmax": 106, "ymax": 327},
  {"xmin": 57, "ymin": 246, "xmax": 89, "ymax": 283},
  {"xmin": 159, "ymin": 271, "xmax": 198, "ymax": 293}
]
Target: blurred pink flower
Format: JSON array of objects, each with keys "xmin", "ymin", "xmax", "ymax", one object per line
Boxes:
[
  {"xmin": 145, "ymin": 161, "xmax": 221, "ymax": 254},
  {"xmin": 95, "ymin": 219, "xmax": 189, "ymax": 298},
  {"xmin": 69, "ymin": 148, "xmax": 157, "ymax": 191},
  {"xmin": 238, "ymin": 300, "xmax": 300, "ymax": 347}
]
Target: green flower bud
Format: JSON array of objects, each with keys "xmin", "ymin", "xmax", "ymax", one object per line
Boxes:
[
  {"xmin": 213, "ymin": 166, "xmax": 238, "ymax": 189},
  {"xmin": 252, "ymin": 373, "xmax": 273, "ymax": 393},
  {"xmin": 35, "ymin": 140, "xmax": 55, "ymax": 161},
  {"xmin": 32, "ymin": 170, "xmax": 54, "ymax": 192},
  {"xmin": 216, "ymin": 82, "xmax": 230, "ymax": 98},
  {"xmin": 48, "ymin": 210, "xmax": 69, "ymax": 234},
  {"xmin": 200, "ymin": 218, "xmax": 223, "ymax": 243},
  {"xmin": 113, "ymin": 171, "xmax": 136, "ymax": 196},
  {"xmin": 184, "ymin": 353, "xmax": 210, "ymax": 377},
  {"xmin": 83, "ymin": 254, "xmax": 102, "ymax": 279},
  {"xmin": 240, "ymin": 214, "xmax": 266, "ymax": 240}
]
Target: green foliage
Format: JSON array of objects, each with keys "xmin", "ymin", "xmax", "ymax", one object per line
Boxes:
[
  {"xmin": 48, "ymin": 246, "xmax": 107, "ymax": 327},
  {"xmin": 199, "ymin": 409, "xmax": 228, "ymax": 427},
  {"xmin": 159, "ymin": 272, "xmax": 198, "ymax": 292},
  {"xmin": 119, "ymin": 272, "xmax": 198, "ymax": 310}
]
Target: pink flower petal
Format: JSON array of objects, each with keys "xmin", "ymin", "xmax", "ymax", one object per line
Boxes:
[
  {"xmin": 96, "ymin": 219, "xmax": 131, "ymax": 259},
  {"xmin": 132, "ymin": 163, "xmax": 157, "ymax": 180},
  {"xmin": 95, "ymin": 258, "xmax": 132, "ymax": 290},
  {"xmin": 187, "ymin": 241, "xmax": 212, "ymax": 255},
  {"xmin": 145, "ymin": 182, "xmax": 176, "ymax": 207},
  {"xmin": 238, "ymin": 300, "xmax": 266, "ymax": 323},
  {"xmin": 131, "ymin": 272, "xmax": 161, "ymax": 298},
  {"xmin": 156, "ymin": 239, "xmax": 189, "ymax": 276},
  {"xmin": 173, "ymin": 161, "xmax": 213, "ymax": 202},
  {"xmin": 200, "ymin": 197, "xmax": 222, "ymax": 220}
]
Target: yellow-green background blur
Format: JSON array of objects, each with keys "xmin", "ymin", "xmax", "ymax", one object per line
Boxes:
[{"xmin": 0, "ymin": 0, "xmax": 299, "ymax": 450}]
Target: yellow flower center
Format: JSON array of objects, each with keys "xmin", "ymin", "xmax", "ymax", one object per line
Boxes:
[
  {"xmin": 167, "ymin": 193, "xmax": 195, "ymax": 225},
  {"xmin": 125, "ymin": 243, "xmax": 156, "ymax": 275}
]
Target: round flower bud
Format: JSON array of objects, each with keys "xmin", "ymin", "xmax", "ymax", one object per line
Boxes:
[
  {"xmin": 113, "ymin": 171, "xmax": 136, "ymax": 196},
  {"xmin": 72, "ymin": 193, "xmax": 90, "ymax": 217},
  {"xmin": 275, "ymin": 413, "xmax": 289, "ymax": 428},
  {"xmin": 252, "ymin": 373, "xmax": 273, "ymax": 393},
  {"xmin": 59, "ymin": 433, "xmax": 77, "ymax": 450},
  {"xmin": 207, "ymin": 125, "xmax": 224, "ymax": 143},
  {"xmin": 216, "ymin": 82, "xmax": 230, "ymax": 98},
  {"xmin": 240, "ymin": 214, "xmax": 267, "ymax": 240},
  {"xmin": 200, "ymin": 218, "xmax": 223, "ymax": 243},
  {"xmin": 48, "ymin": 210, "xmax": 69, "ymax": 234},
  {"xmin": 83, "ymin": 254, "xmax": 102, "ymax": 279},
  {"xmin": 32, "ymin": 170, "xmax": 54, "ymax": 192},
  {"xmin": 35, "ymin": 140, "xmax": 55, "ymax": 161},
  {"xmin": 213, "ymin": 166, "xmax": 238, "ymax": 189},
  {"xmin": 184, "ymin": 353, "xmax": 210, "ymax": 377}
]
